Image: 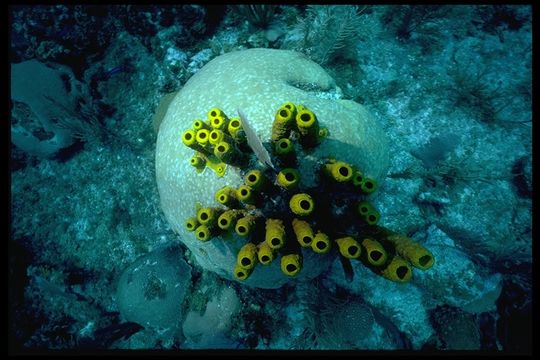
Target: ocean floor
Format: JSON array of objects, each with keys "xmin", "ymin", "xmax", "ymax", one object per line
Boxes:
[{"xmin": 9, "ymin": 5, "xmax": 532, "ymax": 353}]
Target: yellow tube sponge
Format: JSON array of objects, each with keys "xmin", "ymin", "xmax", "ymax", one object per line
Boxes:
[
  {"xmin": 227, "ymin": 117, "xmax": 243, "ymax": 140},
  {"xmin": 357, "ymin": 201, "xmax": 380, "ymax": 225},
  {"xmin": 271, "ymin": 102, "xmax": 296, "ymax": 142},
  {"xmin": 235, "ymin": 215, "xmax": 257, "ymax": 236},
  {"xmin": 324, "ymin": 160, "xmax": 353, "ymax": 182},
  {"xmin": 281, "ymin": 253, "xmax": 302, "ymax": 277},
  {"xmin": 384, "ymin": 233, "xmax": 435, "ymax": 270},
  {"xmin": 215, "ymin": 186, "xmax": 238, "ymax": 207},
  {"xmin": 244, "ymin": 169, "xmax": 267, "ymax": 191},
  {"xmin": 236, "ymin": 185, "xmax": 255, "ymax": 205},
  {"xmin": 209, "ymin": 129, "xmax": 233, "ymax": 146},
  {"xmin": 381, "ymin": 255, "xmax": 413, "ymax": 283},
  {"xmin": 182, "ymin": 129, "xmax": 211, "ymax": 155},
  {"xmin": 193, "ymin": 119, "xmax": 211, "ymax": 131},
  {"xmin": 197, "ymin": 207, "xmax": 222, "ymax": 227},
  {"xmin": 295, "ymin": 105, "xmax": 321, "ymax": 147},
  {"xmin": 185, "ymin": 217, "xmax": 199, "ymax": 232},
  {"xmin": 361, "ymin": 237, "xmax": 388, "ymax": 266},
  {"xmin": 257, "ymin": 241, "xmax": 275, "ymax": 265},
  {"xmin": 275, "ymin": 138, "xmax": 294, "ymax": 156},
  {"xmin": 276, "ymin": 168, "xmax": 300, "ymax": 190},
  {"xmin": 189, "ymin": 153, "xmax": 206, "ymax": 172},
  {"xmin": 214, "ymin": 141, "xmax": 240, "ymax": 164},
  {"xmin": 311, "ymin": 231, "xmax": 331, "ymax": 254},
  {"xmin": 195, "ymin": 129, "xmax": 211, "ymax": 146},
  {"xmin": 237, "ymin": 243, "xmax": 258, "ymax": 270},
  {"xmin": 292, "ymin": 218, "xmax": 314, "ymax": 247},
  {"xmin": 289, "ymin": 193, "xmax": 315, "ymax": 216},
  {"xmin": 361, "ymin": 178, "xmax": 378, "ymax": 194},
  {"xmin": 233, "ymin": 264, "xmax": 252, "ymax": 281},
  {"xmin": 265, "ymin": 218, "xmax": 286, "ymax": 250},
  {"xmin": 217, "ymin": 209, "xmax": 244, "ymax": 230},
  {"xmin": 335, "ymin": 236, "xmax": 362, "ymax": 259},
  {"xmin": 195, "ymin": 224, "xmax": 213, "ymax": 242},
  {"xmin": 352, "ymin": 170, "xmax": 365, "ymax": 188}
]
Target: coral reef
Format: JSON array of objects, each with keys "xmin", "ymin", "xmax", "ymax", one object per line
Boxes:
[
  {"xmin": 180, "ymin": 103, "xmax": 435, "ymax": 285},
  {"xmin": 155, "ymin": 48, "xmax": 391, "ymax": 288}
]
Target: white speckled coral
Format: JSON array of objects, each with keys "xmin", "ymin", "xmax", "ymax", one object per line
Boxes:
[{"xmin": 155, "ymin": 48, "xmax": 389, "ymax": 288}]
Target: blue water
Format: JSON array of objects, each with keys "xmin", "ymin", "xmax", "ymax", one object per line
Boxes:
[{"xmin": 9, "ymin": 5, "xmax": 532, "ymax": 354}]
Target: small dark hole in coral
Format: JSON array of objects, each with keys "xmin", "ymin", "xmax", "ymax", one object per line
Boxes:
[
  {"xmin": 280, "ymin": 109, "xmax": 289, "ymax": 118},
  {"xmin": 261, "ymin": 256, "xmax": 270, "ymax": 262},
  {"xmin": 316, "ymin": 241, "xmax": 326, "ymax": 250},
  {"xmin": 195, "ymin": 121, "xmax": 201, "ymax": 127},
  {"xmin": 220, "ymin": 219, "xmax": 228, "ymax": 226},
  {"xmin": 419, "ymin": 255, "xmax": 431, "ymax": 267},
  {"xmin": 199, "ymin": 132, "xmax": 206, "ymax": 139},
  {"xmin": 211, "ymin": 132, "xmax": 218, "ymax": 139},
  {"xmin": 211, "ymin": 111, "xmax": 217, "ymax": 117},
  {"xmin": 231, "ymin": 120, "xmax": 240, "ymax": 127},
  {"xmin": 271, "ymin": 238, "xmax": 280, "ymax": 246},
  {"xmin": 190, "ymin": 158, "xmax": 196, "ymax": 164},
  {"xmin": 241, "ymin": 189, "xmax": 248, "ymax": 196},
  {"xmin": 371, "ymin": 251, "xmax": 382, "ymax": 261},
  {"xmin": 339, "ymin": 166, "xmax": 349, "ymax": 177},
  {"xmin": 365, "ymin": 181, "xmax": 373, "ymax": 189},
  {"xmin": 285, "ymin": 104, "xmax": 292, "ymax": 109},
  {"xmin": 360, "ymin": 206, "xmax": 368, "ymax": 214},
  {"xmin": 280, "ymin": 141, "xmax": 289, "ymax": 148},
  {"xmin": 213, "ymin": 119, "xmax": 220, "ymax": 125},
  {"xmin": 219, "ymin": 195, "xmax": 226, "ymax": 201},
  {"xmin": 300, "ymin": 200, "xmax": 311, "ymax": 210},
  {"xmin": 198, "ymin": 232, "xmax": 205, "ymax": 238},
  {"xmin": 187, "ymin": 223, "xmax": 193, "ymax": 229},
  {"xmin": 300, "ymin": 113, "xmax": 311, "ymax": 122},
  {"xmin": 355, "ymin": 175, "xmax": 363, "ymax": 182},
  {"xmin": 348, "ymin": 246, "xmax": 359, "ymax": 256},
  {"xmin": 200, "ymin": 212, "xmax": 209, "ymax": 220},
  {"xmin": 237, "ymin": 271, "xmax": 245, "ymax": 277},
  {"xmin": 285, "ymin": 172, "xmax": 295, "ymax": 182},
  {"xmin": 218, "ymin": 146, "xmax": 225, "ymax": 152},
  {"xmin": 241, "ymin": 258, "xmax": 251, "ymax": 267},
  {"xmin": 303, "ymin": 236, "xmax": 312, "ymax": 244},
  {"xmin": 368, "ymin": 215, "xmax": 376, "ymax": 222},
  {"xmin": 397, "ymin": 266, "xmax": 409, "ymax": 279},
  {"xmin": 248, "ymin": 174, "xmax": 257, "ymax": 183},
  {"xmin": 185, "ymin": 133, "xmax": 192, "ymax": 140},
  {"xmin": 286, "ymin": 264, "xmax": 297, "ymax": 273},
  {"xmin": 238, "ymin": 226, "xmax": 246, "ymax": 233}
]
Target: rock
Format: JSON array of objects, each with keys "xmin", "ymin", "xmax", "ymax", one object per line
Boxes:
[{"xmin": 116, "ymin": 246, "xmax": 192, "ymax": 340}]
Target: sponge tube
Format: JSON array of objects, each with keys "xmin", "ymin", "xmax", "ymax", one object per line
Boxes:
[
  {"xmin": 289, "ymin": 193, "xmax": 315, "ymax": 216},
  {"xmin": 257, "ymin": 241, "xmax": 275, "ymax": 265},
  {"xmin": 335, "ymin": 236, "xmax": 362, "ymax": 259},
  {"xmin": 265, "ymin": 218, "xmax": 286, "ymax": 250},
  {"xmin": 311, "ymin": 231, "xmax": 331, "ymax": 254},
  {"xmin": 280, "ymin": 253, "xmax": 302, "ymax": 277},
  {"xmin": 381, "ymin": 255, "xmax": 413, "ymax": 283},
  {"xmin": 237, "ymin": 243, "xmax": 258, "ymax": 270},
  {"xmin": 291, "ymin": 218, "xmax": 314, "ymax": 247},
  {"xmin": 324, "ymin": 160, "xmax": 353, "ymax": 183},
  {"xmin": 277, "ymin": 168, "xmax": 300, "ymax": 190},
  {"xmin": 235, "ymin": 215, "xmax": 257, "ymax": 236},
  {"xmin": 233, "ymin": 264, "xmax": 252, "ymax": 281},
  {"xmin": 361, "ymin": 237, "xmax": 388, "ymax": 266}
]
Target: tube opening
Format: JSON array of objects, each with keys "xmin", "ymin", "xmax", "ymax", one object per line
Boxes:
[
  {"xmin": 241, "ymin": 258, "xmax": 251, "ymax": 267},
  {"xmin": 302, "ymin": 236, "xmax": 312, "ymax": 244},
  {"xmin": 261, "ymin": 256, "xmax": 270, "ymax": 262},
  {"xmin": 339, "ymin": 166, "xmax": 349, "ymax": 177},
  {"xmin": 285, "ymin": 172, "xmax": 295, "ymax": 182},
  {"xmin": 370, "ymin": 251, "xmax": 382, "ymax": 261},
  {"xmin": 348, "ymin": 246, "xmax": 359, "ymax": 256},
  {"xmin": 316, "ymin": 241, "xmax": 326, "ymax": 250},
  {"xmin": 300, "ymin": 200, "xmax": 311, "ymax": 210},
  {"xmin": 220, "ymin": 219, "xmax": 228, "ymax": 226},
  {"xmin": 419, "ymin": 255, "xmax": 432, "ymax": 267},
  {"xmin": 238, "ymin": 226, "xmax": 246, "ymax": 234},
  {"xmin": 286, "ymin": 264, "xmax": 297, "ymax": 273},
  {"xmin": 397, "ymin": 266, "xmax": 409, "ymax": 279},
  {"xmin": 271, "ymin": 238, "xmax": 281, "ymax": 246},
  {"xmin": 300, "ymin": 113, "xmax": 311, "ymax": 122}
]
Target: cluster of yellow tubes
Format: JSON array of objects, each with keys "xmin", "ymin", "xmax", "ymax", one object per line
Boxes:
[{"xmin": 181, "ymin": 103, "xmax": 434, "ymax": 283}]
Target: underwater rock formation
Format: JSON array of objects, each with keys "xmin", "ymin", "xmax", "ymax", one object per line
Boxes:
[{"xmin": 155, "ymin": 49, "xmax": 391, "ymax": 288}]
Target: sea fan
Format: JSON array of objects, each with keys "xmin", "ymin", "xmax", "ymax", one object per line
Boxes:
[{"xmin": 237, "ymin": 109, "xmax": 275, "ymax": 170}]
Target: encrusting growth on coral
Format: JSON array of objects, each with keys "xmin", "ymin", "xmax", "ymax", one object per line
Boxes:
[{"xmin": 181, "ymin": 103, "xmax": 434, "ymax": 283}]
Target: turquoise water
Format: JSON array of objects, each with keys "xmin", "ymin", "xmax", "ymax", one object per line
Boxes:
[{"xmin": 9, "ymin": 5, "xmax": 532, "ymax": 353}]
